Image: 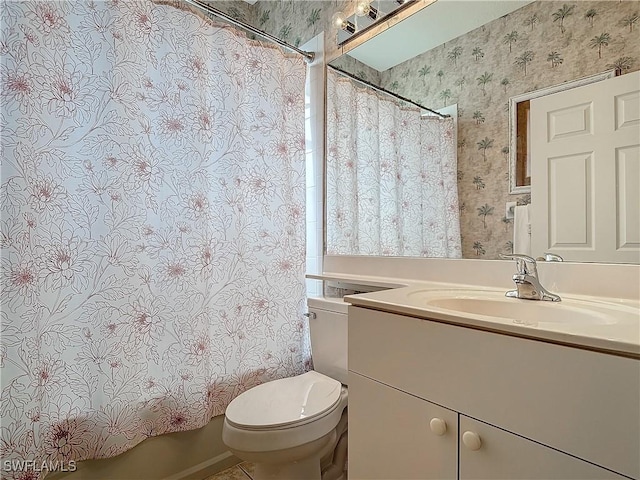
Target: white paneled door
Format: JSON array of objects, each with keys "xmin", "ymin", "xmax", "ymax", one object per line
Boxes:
[{"xmin": 530, "ymin": 71, "xmax": 640, "ymax": 263}]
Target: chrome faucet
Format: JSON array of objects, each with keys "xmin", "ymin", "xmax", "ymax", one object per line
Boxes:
[{"xmin": 499, "ymin": 254, "xmax": 561, "ymax": 302}]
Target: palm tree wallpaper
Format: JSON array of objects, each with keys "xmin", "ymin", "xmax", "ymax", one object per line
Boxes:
[{"xmin": 220, "ymin": 0, "xmax": 638, "ymax": 259}]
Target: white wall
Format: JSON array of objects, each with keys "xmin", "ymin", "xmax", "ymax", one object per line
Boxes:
[{"xmin": 303, "ymin": 33, "xmax": 325, "ymax": 298}]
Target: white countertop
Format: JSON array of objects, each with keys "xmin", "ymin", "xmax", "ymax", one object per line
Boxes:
[{"xmin": 309, "ymin": 273, "xmax": 640, "ymax": 358}]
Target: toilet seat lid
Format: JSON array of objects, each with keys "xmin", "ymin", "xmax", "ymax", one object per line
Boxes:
[{"xmin": 225, "ymin": 371, "xmax": 342, "ymax": 429}]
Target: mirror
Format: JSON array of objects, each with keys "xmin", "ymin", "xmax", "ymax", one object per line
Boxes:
[{"xmin": 326, "ymin": 0, "xmax": 640, "ymax": 263}]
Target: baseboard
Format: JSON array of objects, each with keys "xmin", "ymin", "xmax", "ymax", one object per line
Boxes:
[{"xmin": 162, "ymin": 451, "xmax": 240, "ymax": 480}]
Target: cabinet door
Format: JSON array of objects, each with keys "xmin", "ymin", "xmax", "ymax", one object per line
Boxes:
[
  {"xmin": 459, "ymin": 415, "xmax": 627, "ymax": 479},
  {"xmin": 348, "ymin": 372, "xmax": 457, "ymax": 480}
]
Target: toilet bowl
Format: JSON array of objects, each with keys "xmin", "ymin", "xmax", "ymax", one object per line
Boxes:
[
  {"xmin": 223, "ymin": 371, "xmax": 348, "ymax": 480},
  {"xmin": 222, "ymin": 298, "xmax": 349, "ymax": 480}
]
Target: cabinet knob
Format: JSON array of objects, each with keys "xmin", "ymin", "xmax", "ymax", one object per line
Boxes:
[
  {"xmin": 429, "ymin": 418, "xmax": 447, "ymax": 436},
  {"xmin": 462, "ymin": 431, "xmax": 482, "ymax": 451}
]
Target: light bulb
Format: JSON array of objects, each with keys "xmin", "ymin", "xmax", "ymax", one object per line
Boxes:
[
  {"xmin": 355, "ymin": 0, "xmax": 370, "ymax": 16},
  {"xmin": 355, "ymin": 0, "xmax": 379, "ymax": 20},
  {"xmin": 331, "ymin": 11, "xmax": 346, "ymax": 28},
  {"xmin": 331, "ymin": 11, "xmax": 356, "ymax": 33}
]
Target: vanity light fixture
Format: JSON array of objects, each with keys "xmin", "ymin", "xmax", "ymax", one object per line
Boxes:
[
  {"xmin": 334, "ymin": 0, "xmax": 417, "ymax": 44},
  {"xmin": 331, "ymin": 11, "xmax": 356, "ymax": 34}
]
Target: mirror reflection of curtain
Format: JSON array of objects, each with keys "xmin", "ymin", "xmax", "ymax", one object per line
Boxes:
[{"xmin": 326, "ymin": 69, "xmax": 461, "ymax": 257}]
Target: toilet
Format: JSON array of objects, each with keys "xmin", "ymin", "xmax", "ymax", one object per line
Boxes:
[{"xmin": 222, "ymin": 297, "xmax": 349, "ymax": 480}]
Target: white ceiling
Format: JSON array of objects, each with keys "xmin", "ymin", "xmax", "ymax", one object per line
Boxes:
[{"xmin": 348, "ymin": 0, "xmax": 534, "ymax": 72}]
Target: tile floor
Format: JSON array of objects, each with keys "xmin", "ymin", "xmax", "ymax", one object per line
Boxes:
[{"xmin": 204, "ymin": 462, "xmax": 255, "ymax": 480}]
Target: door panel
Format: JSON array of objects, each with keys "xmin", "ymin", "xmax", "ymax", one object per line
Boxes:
[
  {"xmin": 616, "ymin": 145, "xmax": 640, "ymax": 250},
  {"xmin": 548, "ymin": 151, "xmax": 592, "ymax": 248}
]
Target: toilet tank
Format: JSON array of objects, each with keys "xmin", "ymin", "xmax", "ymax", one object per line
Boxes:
[{"xmin": 307, "ymin": 297, "xmax": 349, "ymax": 385}]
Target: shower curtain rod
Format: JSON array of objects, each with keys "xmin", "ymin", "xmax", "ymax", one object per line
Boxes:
[
  {"xmin": 328, "ymin": 64, "xmax": 449, "ymax": 119},
  {"xmin": 183, "ymin": 0, "xmax": 315, "ymax": 63}
]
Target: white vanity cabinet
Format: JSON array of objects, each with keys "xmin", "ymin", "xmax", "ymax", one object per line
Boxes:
[{"xmin": 348, "ymin": 306, "xmax": 640, "ymax": 480}]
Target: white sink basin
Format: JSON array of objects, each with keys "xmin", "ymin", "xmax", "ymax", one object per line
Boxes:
[
  {"xmin": 347, "ymin": 285, "xmax": 640, "ymax": 356},
  {"xmin": 426, "ymin": 296, "xmax": 614, "ymax": 326},
  {"xmin": 406, "ymin": 289, "xmax": 636, "ymax": 328}
]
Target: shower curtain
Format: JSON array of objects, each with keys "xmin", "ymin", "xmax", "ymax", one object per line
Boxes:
[
  {"xmin": 326, "ymin": 69, "xmax": 461, "ymax": 257},
  {"xmin": 0, "ymin": 1, "xmax": 308, "ymax": 475}
]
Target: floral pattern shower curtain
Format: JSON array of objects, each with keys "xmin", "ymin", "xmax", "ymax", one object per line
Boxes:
[
  {"xmin": 326, "ymin": 69, "xmax": 461, "ymax": 257},
  {"xmin": 0, "ymin": 0, "xmax": 308, "ymax": 474}
]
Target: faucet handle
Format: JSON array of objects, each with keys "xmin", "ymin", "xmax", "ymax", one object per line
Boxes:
[
  {"xmin": 499, "ymin": 253, "xmax": 538, "ymax": 275},
  {"xmin": 542, "ymin": 252, "xmax": 564, "ymax": 262}
]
